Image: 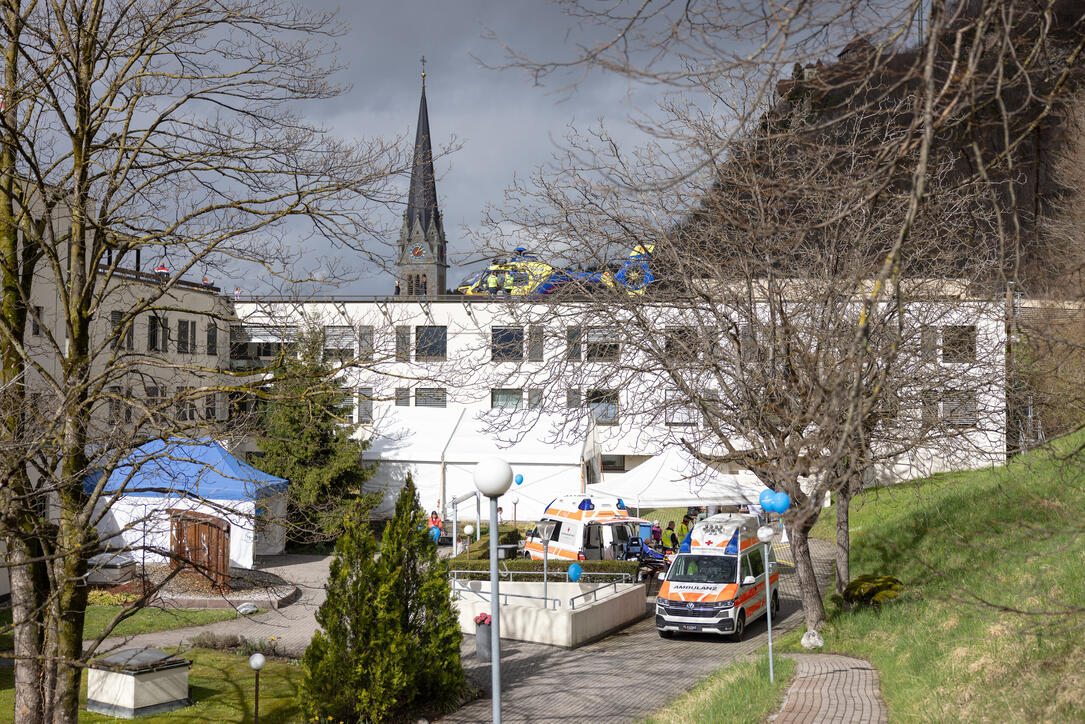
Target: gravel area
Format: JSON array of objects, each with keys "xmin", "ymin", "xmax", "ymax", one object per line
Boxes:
[{"xmin": 139, "ymin": 564, "xmax": 294, "ymax": 603}]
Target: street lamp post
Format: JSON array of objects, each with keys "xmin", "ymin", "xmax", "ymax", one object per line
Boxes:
[
  {"xmin": 756, "ymin": 525, "xmax": 777, "ymax": 683},
  {"xmin": 464, "ymin": 524, "xmax": 474, "ymax": 560},
  {"xmin": 249, "ymin": 652, "xmax": 266, "ymax": 724},
  {"xmin": 511, "ymin": 495, "xmax": 519, "ymax": 531},
  {"xmin": 474, "ymin": 457, "xmax": 513, "ymax": 724}
]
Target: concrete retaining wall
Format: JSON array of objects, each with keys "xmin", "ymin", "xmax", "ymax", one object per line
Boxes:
[{"xmin": 454, "ymin": 580, "xmax": 646, "ymax": 648}]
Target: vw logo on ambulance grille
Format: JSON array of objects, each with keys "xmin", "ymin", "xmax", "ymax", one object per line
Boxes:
[{"xmin": 687, "ymin": 602, "xmax": 695, "ymax": 610}]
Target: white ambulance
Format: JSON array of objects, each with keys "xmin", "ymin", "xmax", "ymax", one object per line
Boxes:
[
  {"xmin": 655, "ymin": 513, "xmax": 779, "ymax": 639},
  {"xmin": 523, "ymin": 495, "xmax": 648, "ymax": 561}
]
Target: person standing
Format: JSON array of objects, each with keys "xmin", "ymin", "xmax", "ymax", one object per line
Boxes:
[
  {"xmin": 486, "ymin": 269, "xmax": 499, "ymax": 295},
  {"xmin": 233, "ymin": 286, "xmax": 241, "ymax": 301},
  {"xmin": 662, "ymin": 521, "xmax": 679, "ymax": 551},
  {"xmin": 421, "ymin": 274, "xmax": 428, "ymax": 296},
  {"xmin": 394, "ymin": 280, "xmax": 401, "ymax": 296},
  {"xmin": 503, "ymin": 271, "xmax": 515, "ymax": 296},
  {"xmin": 677, "ymin": 516, "xmax": 691, "ymax": 543}
]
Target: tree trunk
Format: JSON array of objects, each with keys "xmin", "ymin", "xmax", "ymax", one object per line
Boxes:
[
  {"xmin": 835, "ymin": 483, "xmax": 851, "ymax": 599},
  {"xmin": 9, "ymin": 537, "xmax": 47, "ymax": 724},
  {"xmin": 788, "ymin": 519, "xmax": 827, "ymax": 631},
  {"xmin": 51, "ymin": 541, "xmax": 89, "ymax": 724}
]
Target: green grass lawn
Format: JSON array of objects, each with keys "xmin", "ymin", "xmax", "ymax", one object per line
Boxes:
[
  {"xmin": 0, "ymin": 648, "xmax": 300, "ymax": 723},
  {"xmin": 776, "ymin": 435, "xmax": 1085, "ymax": 721},
  {"xmin": 0, "ymin": 606, "xmax": 242, "ymax": 650},
  {"xmin": 643, "ymin": 654, "xmax": 796, "ymax": 724}
]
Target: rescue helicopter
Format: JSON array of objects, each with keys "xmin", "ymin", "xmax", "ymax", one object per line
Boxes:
[{"xmin": 456, "ymin": 245, "xmax": 655, "ymax": 297}]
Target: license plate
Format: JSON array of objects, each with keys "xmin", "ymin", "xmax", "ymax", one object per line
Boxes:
[{"xmin": 681, "ymin": 624, "xmax": 699, "ymax": 631}]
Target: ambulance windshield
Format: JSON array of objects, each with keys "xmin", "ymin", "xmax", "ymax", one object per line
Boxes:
[{"xmin": 668, "ymin": 554, "xmax": 737, "ymax": 583}]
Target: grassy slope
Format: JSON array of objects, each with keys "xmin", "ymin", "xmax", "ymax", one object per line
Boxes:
[
  {"xmin": 644, "ymin": 655, "xmax": 796, "ymax": 724},
  {"xmin": 784, "ymin": 435, "xmax": 1085, "ymax": 721},
  {"xmin": 0, "ymin": 648, "xmax": 300, "ymax": 723}
]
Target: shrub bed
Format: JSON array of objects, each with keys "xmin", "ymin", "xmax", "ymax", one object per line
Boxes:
[{"xmin": 447, "ymin": 558, "xmax": 639, "ymax": 582}]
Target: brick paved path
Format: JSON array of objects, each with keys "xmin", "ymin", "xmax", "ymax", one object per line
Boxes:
[
  {"xmin": 441, "ymin": 538, "xmax": 834, "ymax": 723},
  {"xmin": 84, "ymin": 554, "xmax": 331, "ymax": 658},
  {"xmin": 772, "ymin": 654, "xmax": 888, "ymax": 724}
]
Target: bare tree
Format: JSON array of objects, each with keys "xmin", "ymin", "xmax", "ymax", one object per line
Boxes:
[{"xmin": 0, "ymin": 2, "xmax": 402, "ymax": 721}]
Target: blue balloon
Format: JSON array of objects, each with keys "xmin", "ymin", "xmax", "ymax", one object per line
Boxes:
[
  {"xmin": 773, "ymin": 491, "xmax": 790, "ymax": 513},
  {"xmin": 514, "ymin": 474, "xmax": 524, "ymax": 485},
  {"xmin": 759, "ymin": 489, "xmax": 775, "ymax": 508},
  {"xmin": 568, "ymin": 563, "xmax": 582, "ymax": 582}
]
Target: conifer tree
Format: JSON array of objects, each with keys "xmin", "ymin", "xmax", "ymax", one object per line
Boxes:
[
  {"xmin": 254, "ymin": 326, "xmax": 375, "ymax": 541},
  {"xmin": 299, "ymin": 477, "xmax": 466, "ymax": 723}
]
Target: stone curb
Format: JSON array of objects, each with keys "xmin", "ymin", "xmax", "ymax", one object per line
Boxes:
[{"xmin": 151, "ymin": 584, "xmax": 300, "ymax": 611}]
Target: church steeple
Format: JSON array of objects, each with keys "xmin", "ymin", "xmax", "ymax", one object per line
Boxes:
[{"xmin": 396, "ymin": 59, "xmax": 448, "ymax": 296}]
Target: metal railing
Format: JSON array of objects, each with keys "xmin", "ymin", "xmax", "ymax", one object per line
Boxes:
[
  {"xmin": 451, "ymin": 581, "xmax": 562, "ymax": 611},
  {"xmin": 569, "ymin": 580, "xmax": 624, "ymax": 610},
  {"xmin": 449, "ymin": 568, "xmax": 637, "ymax": 612},
  {"xmin": 449, "ymin": 567, "xmax": 634, "ymax": 585}
]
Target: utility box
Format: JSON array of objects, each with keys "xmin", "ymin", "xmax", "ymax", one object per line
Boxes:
[
  {"xmin": 86, "ymin": 551, "xmax": 137, "ymax": 586},
  {"xmin": 86, "ymin": 647, "xmax": 191, "ymax": 718}
]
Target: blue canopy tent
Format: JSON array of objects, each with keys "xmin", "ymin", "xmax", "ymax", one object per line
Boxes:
[{"xmin": 87, "ymin": 438, "xmax": 289, "ymax": 568}]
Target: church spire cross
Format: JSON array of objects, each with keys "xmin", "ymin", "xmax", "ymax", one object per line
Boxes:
[{"xmin": 421, "ymin": 55, "xmax": 426, "ymax": 86}]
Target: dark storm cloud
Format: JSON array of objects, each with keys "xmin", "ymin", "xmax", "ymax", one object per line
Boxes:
[{"xmin": 253, "ymin": 0, "xmax": 662, "ymax": 295}]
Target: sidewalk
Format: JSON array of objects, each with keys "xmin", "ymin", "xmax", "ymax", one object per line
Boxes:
[
  {"xmin": 84, "ymin": 554, "xmax": 331, "ymax": 658},
  {"xmin": 773, "ymin": 653, "xmax": 889, "ymax": 723}
]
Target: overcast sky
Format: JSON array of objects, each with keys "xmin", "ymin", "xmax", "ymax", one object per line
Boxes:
[{"xmin": 255, "ymin": 0, "xmax": 665, "ymax": 295}]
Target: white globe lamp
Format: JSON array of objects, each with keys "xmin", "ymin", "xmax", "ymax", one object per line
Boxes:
[
  {"xmin": 463, "ymin": 524, "xmax": 474, "ymax": 537},
  {"xmin": 757, "ymin": 525, "xmax": 774, "ymax": 544},
  {"xmin": 473, "ymin": 456, "xmax": 513, "ymax": 497}
]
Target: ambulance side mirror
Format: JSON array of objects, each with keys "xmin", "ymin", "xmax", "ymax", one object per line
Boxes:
[
  {"xmin": 742, "ymin": 575, "xmax": 756, "ymax": 586},
  {"xmin": 657, "ymin": 572, "xmax": 666, "ymax": 581}
]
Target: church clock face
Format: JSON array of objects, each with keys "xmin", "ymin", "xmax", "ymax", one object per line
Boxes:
[{"xmin": 409, "ymin": 243, "xmax": 425, "ymax": 260}]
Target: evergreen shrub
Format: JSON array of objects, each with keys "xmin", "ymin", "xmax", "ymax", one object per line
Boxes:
[{"xmin": 298, "ymin": 477, "xmax": 466, "ymax": 722}]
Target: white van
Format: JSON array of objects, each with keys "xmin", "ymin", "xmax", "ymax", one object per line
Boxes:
[
  {"xmin": 655, "ymin": 513, "xmax": 779, "ymax": 639},
  {"xmin": 524, "ymin": 495, "xmax": 647, "ymax": 561}
]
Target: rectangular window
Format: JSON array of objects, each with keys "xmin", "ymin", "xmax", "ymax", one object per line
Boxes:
[
  {"xmin": 415, "ymin": 326, "xmax": 447, "ymax": 361},
  {"xmin": 358, "ymin": 387, "xmax": 374, "ymax": 423},
  {"xmin": 206, "ymin": 324, "xmax": 218, "ymax": 356},
  {"xmin": 107, "ymin": 386, "xmax": 122, "ymax": 422},
  {"xmin": 159, "ymin": 317, "xmax": 169, "ymax": 352},
  {"xmin": 585, "ymin": 327, "xmax": 619, "ymax": 361},
  {"xmin": 586, "ymin": 389, "xmax": 619, "ymax": 425},
  {"xmin": 358, "ymin": 326, "xmax": 375, "ymax": 362},
  {"xmin": 665, "ymin": 390, "xmax": 697, "ymax": 426},
  {"xmin": 920, "ymin": 325, "xmax": 938, "ymax": 362},
  {"xmin": 204, "ymin": 392, "xmax": 217, "ymax": 421},
  {"xmin": 395, "ymin": 326, "xmax": 411, "ymax": 362},
  {"xmin": 943, "ymin": 390, "xmax": 977, "ymax": 427},
  {"xmin": 941, "ymin": 325, "xmax": 977, "ymax": 363},
  {"xmin": 177, "ymin": 319, "xmax": 196, "ymax": 354},
  {"xmin": 395, "ymin": 387, "xmax": 411, "ymax": 407},
  {"xmin": 566, "ymin": 388, "xmax": 581, "ymax": 409},
  {"xmin": 323, "ymin": 325, "xmax": 355, "ymax": 362},
  {"xmin": 492, "ymin": 327, "xmax": 525, "ymax": 361},
  {"xmin": 124, "ymin": 388, "xmax": 133, "ymax": 423},
  {"xmin": 566, "ymin": 327, "xmax": 582, "ymax": 361},
  {"xmin": 528, "ymin": 388, "xmax": 543, "ymax": 409},
  {"xmin": 601, "ymin": 454, "xmax": 626, "ymax": 472},
  {"xmin": 415, "ymin": 388, "xmax": 447, "ymax": 408},
  {"xmin": 177, "ymin": 388, "xmax": 197, "ymax": 421},
  {"xmin": 31, "ymin": 306, "xmax": 42, "ymax": 336},
  {"xmin": 528, "ymin": 326, "xmax": 544, "ymax": 361},
  {"xmin": 921, "ymin": 389, "xmax": 939, "ymax": 427},
  {"xmin": 491, "ymin": 388, "xmax": 523, "ymax": 410},
  {"xmin": 110, "ymin": 311, "xmax": 123, "ymax": 350}
]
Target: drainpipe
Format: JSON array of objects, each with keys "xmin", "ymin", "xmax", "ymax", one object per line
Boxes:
[{"xmin": 439, "ymin": 409, "xmax": 467, "ymax": 520}]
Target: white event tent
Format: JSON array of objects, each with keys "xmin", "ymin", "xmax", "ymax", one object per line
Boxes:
[
  {"xmin": 361, "ymin": 407, "xmax": 588, "ymax": 520},
  {"xmin": 588, "ymin": 445, "xmax": 767, "ymax": 510}
]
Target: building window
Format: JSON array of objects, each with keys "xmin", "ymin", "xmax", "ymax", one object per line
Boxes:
[
  {"xmin": 491, "ymin": 388, "xmax": 523, "ymax": 410},
  {"xmin": 395, "ymin": 387, "xmax": 410, "ymax": 407},
  {"xmin": 107, "ymin": 386, "xmax": 122, "ymax": 422},
  {"xmin": 323, "ymin": 325, "xmax": 355, "ymax": 362},
  {"xmin": 124, "ymin": 388, "xmax": 133, "ymax": 423},
  {"xmin": 176, "ymin": 319, "xmax": 196, "ymax": 354},
  {"xmin": 177, "ymin": 388, "xmax": 197, "ymax": 421},
  {"xmin": 665, "ymin": 390, "xmax": 697, "ymax": 426},
  {"xmin": 206, "ymin": 324, "xmax": 218, "ymax": 356},
  {"xmin": 585, "ymin": 327, "xmax": 619, "ymax": 361},
  {"xmin": 586, "ymin": 389, "xmax": 619, "ymax": 425},
  {"xmin": 415, "ymin": 326, "xmax": 447, "ymax": 361},
  {"xmin": 358, "ymin": 326, "xmax": 374, "ymax": 362},
  {"xmin": 601, "ymin": 454, "xmax": 626, "ymax": 472},
  {"xmin": 147, "ymin": 316, "xmax": 167, "ymax": 352},
  {"xmin": 358, "ymin": 387, "xmax": 374, "ymax": 423},
  {"xmin": 395, "ymin": 326, "xmax": 411, "ymax": 362},
  {"xmin": 31, "ymin": 306, "xmax": 42, "ymax": 336},
  {"xmin": 566, "ymin": 388, "xmax": 581, "ymax": 408},
  {"xmin": 528, "ymin": 326, "xmax": 544, "ymax": 361},
  {"xmin": 943, "ymin": 390, "xmax": 977, "ymax": 427},
  {"xmin": 920, "ymin": 325, "xmax": 938, "ymax": 362},
  {"xmin": 415, "ymin": 388, "xmax": 447, "ymax": 408},
  {"xmin": 921, "ymin": 389, "xmax": 939, "ymax": 427},
  {"xmin": 204, "ymin": 392, "xmax": 217, "ymax": 421},
  {"xmin": 941, "ymin": 325, "xmax": 977, "ymax": 363},
  {"xmin": 492, "ymin": 327, "xmax": 524, "ymax": 361},
  {"xmin": 528, "ymin": 388, "xmax": 543, "ymax": 409},
  {"xmin": 566, "ymin": 327, "xmax": 582, "ymax": 361}
]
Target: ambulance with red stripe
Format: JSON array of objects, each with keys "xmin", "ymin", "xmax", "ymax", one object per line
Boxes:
[
  {"xmin": 523, "ymin": 495, "xmax": 647, "ymax": 562},
  {"xmin": 655, "ymin": 513, "xmax": 779, "ymax": 639}
]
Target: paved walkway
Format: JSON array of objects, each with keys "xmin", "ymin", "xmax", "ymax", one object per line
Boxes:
[
  {"xmin": 441, "ymin": 538, "xmax": 835, "ymax": 723},
  {"xmin": 773, "ymin": 654, "xmax": 888, "ymax": 723},
  {"xmin": 84, "ymin": 554, "xmax": 331, "ymax": 658}
]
